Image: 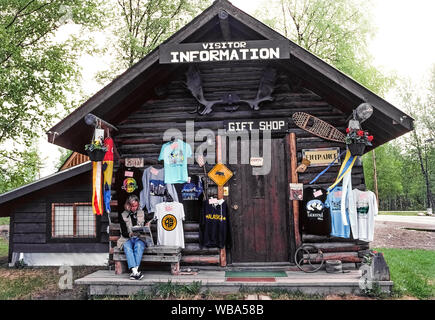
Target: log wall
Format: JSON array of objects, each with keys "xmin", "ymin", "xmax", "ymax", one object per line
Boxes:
[{"xmin": 109, "ymin": 60, "xmax": 368, "ymax": 267}]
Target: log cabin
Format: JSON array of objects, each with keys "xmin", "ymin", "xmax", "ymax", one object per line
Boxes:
[{"xmin": 0, "ymin": 0, "xmax": 413, "ymax": 269}]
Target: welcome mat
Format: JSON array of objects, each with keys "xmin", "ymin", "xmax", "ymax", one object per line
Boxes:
[{"xmin": 225, "ymin": 271, "xmax": 288, "ymax": 278}]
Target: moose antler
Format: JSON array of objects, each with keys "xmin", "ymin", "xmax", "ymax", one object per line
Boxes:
[{"xmin": 185, "ymin": 65, "xmax": 277, "ymax": 115}]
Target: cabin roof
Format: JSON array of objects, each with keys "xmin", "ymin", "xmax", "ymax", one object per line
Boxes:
[
  {"xmin": 48, "ymin": 0, "xmax": 413, "ymax": 152},
  {"xmin": 0, "ymin": 161, "xmax": 91, "ymax": 211}
]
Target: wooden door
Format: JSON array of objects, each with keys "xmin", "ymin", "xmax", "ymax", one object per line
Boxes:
[{"xmin": 227, "ymin": 137, "xmax": 291, "ymax": 263}]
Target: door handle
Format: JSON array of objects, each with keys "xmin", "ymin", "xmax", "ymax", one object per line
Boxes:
[{"xmin": 231, "ymin": 204, "xmax": 239, "ymax": 210}]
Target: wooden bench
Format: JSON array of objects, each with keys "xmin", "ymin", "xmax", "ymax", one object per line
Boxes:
[{"xmin": 113, "ymin": 245, "xmax": 182, "ymax": 275}]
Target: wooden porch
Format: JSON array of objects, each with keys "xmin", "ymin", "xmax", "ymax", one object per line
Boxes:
[{"xmin": 75, "ymin": 268, "xmax": 393, "ymax": 297}]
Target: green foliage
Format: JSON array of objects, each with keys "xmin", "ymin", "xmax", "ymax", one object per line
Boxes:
[
  {"xmin": 254, "ymin": 0, "xmax": 395, "ymax": 96},
  {"xmin": 0, "ymin": 0, "xmax": 105, "ymax": 192},
  {"xmin": 0, "ymin": 217, "xmax": 9, "ymax": 225},
  {"xmin": 374, "ymin": 248, "xmax": 435, "ymax": 299},
  {"xmin": 96, "ymin": 0, "xmax": 211, "ymax": 84},
  {"xmin": 55, "ymin": 148, "xmax": 73, "ymax": 170},
  {"xmin": 0, "ymin": 237, "xmax": 8, "ymax": 257},
  {"xmin": 0, "ymin": 147, "xmax": 43, "ymax": 194}
]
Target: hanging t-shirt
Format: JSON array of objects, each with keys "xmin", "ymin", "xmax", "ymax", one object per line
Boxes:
[
  {"xmin": 114, "ymin": 164, "xmax": 143, "ymax": 237},
  {"xmin": 140, "ymin": 166, "xmax": 179, "ymax": 213},
  {"xmin": 300, "ymin": 187, "xmax": 331, "ymax": 236},
  {"xmin": 352, "ymin": 189, "xmax": 378, "ymax": 242},
  {"xmin": 158, "ymin": 139, "xmax": 192, "ymax": 184},
  {"xmin": 325, "ymin": 187, "xmax": 351, "ymax": 238},
  {"xmin": 181, "ymin": 176, "xmax": 203, "ymax": 201},
  {"xmin": 155, "ymin": 201, "xmax": 185, "ymax": 248},
  {"xmin": 199, "ymin": 199, "xmax": 231, "ymax": 249}
]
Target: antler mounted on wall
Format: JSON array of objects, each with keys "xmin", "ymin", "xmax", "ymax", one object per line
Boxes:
[{"xmin": 185, "ymin": 65, "xmax": 277, "ymax": 115}]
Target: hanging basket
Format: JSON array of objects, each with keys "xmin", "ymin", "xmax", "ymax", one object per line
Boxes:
[
  {"xmin": 87, "ymin": 149, "xmax": 107, "ymax": 162},
  {"xmin": 347, "ymin": 143, "xmax": 366, "ymax": 156}
]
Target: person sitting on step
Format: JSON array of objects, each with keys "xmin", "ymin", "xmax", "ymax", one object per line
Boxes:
[{"xmin": 116, "ymin": 195, "xmax": 151, "ymax": 280}]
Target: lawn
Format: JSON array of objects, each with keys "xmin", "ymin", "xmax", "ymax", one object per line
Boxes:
[
  {"xmin": 374, "ymin": 248, "xmax": 435, "ymax": 299},
  {"xmin": 379, "ymin": 211, "xmax": 423, "ymax": 216},
  {"xmin": 0, "ymin": 217, "xmax": 9, "ymax": 225}
]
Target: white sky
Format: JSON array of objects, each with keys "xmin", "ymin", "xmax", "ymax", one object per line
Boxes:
[{"xmin": 37, "ymin": 0, "xmax": 435, "ymax": 177}]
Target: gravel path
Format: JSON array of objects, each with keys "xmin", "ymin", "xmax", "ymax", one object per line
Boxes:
[{"xmin": 371, "ymin": 216, "xmax": 435, "ymax": 250}]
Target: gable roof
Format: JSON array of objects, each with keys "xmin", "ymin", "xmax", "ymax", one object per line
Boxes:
[
  {"xmin": 0, "ymin": 161, "xmax": 91, "ymax": 211},
  {"xmin": 47, "ymin": 0, "xmax": 413, "ymax": 152}
]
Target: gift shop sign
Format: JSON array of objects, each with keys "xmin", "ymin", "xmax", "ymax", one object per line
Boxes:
[
  {"xmin": 302, "ymin": 148, "xmax": 341, "ymax": 167},
  {"xmin": 224, "ymin": 118, "xmax": 288, "ymax": 132},
  {"xmin": 159, "ymin": 40, "xmax": 290, "ymax": 64}
]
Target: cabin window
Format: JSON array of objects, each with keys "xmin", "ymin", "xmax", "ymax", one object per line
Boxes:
[{"xmin": 51, "ymin": 203, "xmax": 96, "ymax": 238}]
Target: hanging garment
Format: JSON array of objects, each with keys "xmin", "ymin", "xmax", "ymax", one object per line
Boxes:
[
  {"xmin": 300, "ymin": 187, "xmax": 331, "ymax": 236},
  {"xmin": 103, "ymin": 137, "xmax": 114, "ymax": 214},
  {"xmin": 199, "ymin": 199, "xmax": 231, "ymax": 249},
  {"xmin": 92, "ymin": 161, "xmax": 103, "ymax": 215},
  {"xmin": 341, "ymin": 166, "xmax": 357, "ymax": 234},
  {"xmin": 140, "ymin": 166, "xmax": 179, "ymax": 213},
  {"xmin": 155, "ymin": 201, "xmax": 185, "ymax": 248},
  {"xmin": 181, "ymin": 176, "xmax": 203, "ymax": 201},
  {"xmin": 158, "ymin": 139, "xmax": 192, "ymax": 184},
  {"xmin": 352, "ymin": 189, "xmax": 378, "ymax": 242},
  {"xmin": 325, "ymin": 187, "xmax": 351, "ymax": 238}
]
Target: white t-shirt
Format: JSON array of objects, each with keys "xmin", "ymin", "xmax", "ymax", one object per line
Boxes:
[
  {"xmin": 352, "ymin": 189, "xmax": 378, "ymax": 242},
  {"xmin": 155, "ymin": 202, "xmax": 185, "ymax": 248}
]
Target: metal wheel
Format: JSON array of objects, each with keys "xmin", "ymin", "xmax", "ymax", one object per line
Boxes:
[{"xmin": 294, "ymin": 244, "xmax": 324, "ymax": 273}]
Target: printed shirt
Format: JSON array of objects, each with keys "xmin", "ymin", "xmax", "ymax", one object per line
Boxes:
[
  {"xmin": 199, "ymin": 199, "xmax": 231, "ymax": 249},
  {"xmin": 325, "ymin": 187, "xmax": 351, "ymax": 238},
  {"xmin": 300, "ymin": 187, "xmax": 331, "ymax": 236},
  {"xmin": 155, "ymin": 202, "xmax": 185, "ymax": 248},
  {"xmin": 158, "ymin": 139, "xmax": 192, "ymax": 184},
  {"xmin": 140, "ymin": 166, "xmax": 179, "ymax": 213},
  {"xmin": 352, "ymin": 189, "xmax": 378, "ymax": 242}
]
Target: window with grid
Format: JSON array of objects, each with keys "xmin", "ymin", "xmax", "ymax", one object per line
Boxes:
[{"xmin": 52, "ymin": 203, "xmax": 96, "ymax": 238}]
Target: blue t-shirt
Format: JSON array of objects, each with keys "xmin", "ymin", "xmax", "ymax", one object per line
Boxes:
[
  {"xmin": 325, "ymin": 187, "xmax": 350, "ymax": 238},
  {"xmin": 159, "ymin": 140, "xmax": 192, "ymax": 184}
]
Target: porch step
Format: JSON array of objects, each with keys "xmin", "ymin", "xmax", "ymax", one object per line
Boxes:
[{"xmin": 75, "ymin": 270, "xmax": 393, "ymax": 297}]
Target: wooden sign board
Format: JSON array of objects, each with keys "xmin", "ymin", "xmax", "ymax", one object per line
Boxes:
[
  {"xmin": 159, "ymin": 40, "xmax": 290, "ymax": 64},
  {"xmin": 302, "ymin": 148, "xmax": 341, "ymax": 167},
  {"xmin": 208, "ymin": 163, "xmax": 233, "ymax": 186},
  {"xmin": 125, "ymin": 158, "xmax": 144, "ymax": 168},
  {"xmin": 224, "ymin": 118, "xmax": 288, "ymax": 132}
]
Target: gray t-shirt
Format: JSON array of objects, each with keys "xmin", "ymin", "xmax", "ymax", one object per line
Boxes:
[{"xmin": 140, "ymin": 166, "xmax": 179, "ymax": 213}]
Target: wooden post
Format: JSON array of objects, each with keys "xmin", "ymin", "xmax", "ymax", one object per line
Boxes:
[
  {"xmin": 216, "ymin": 135, "xmax": 227, "ymax": 267},
  {"xmin": 288, "ymin": 133, "xmax": 302, "ymax": 249}
]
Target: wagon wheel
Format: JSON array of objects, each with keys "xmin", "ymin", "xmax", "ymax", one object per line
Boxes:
[{"xmin": 294, "ymin": 244, "xmax": 324, "ymax": 273}]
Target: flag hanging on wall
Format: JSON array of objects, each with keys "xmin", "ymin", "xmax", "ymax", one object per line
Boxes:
[
  {"xmin": 103, "ymin": 137, "xmax": 114, "ymax": 214},
  {"xmin": 92, "ymin": 161, "xmax": 103, "ymax": 215}
]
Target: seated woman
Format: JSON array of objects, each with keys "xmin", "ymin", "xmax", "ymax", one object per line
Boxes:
[{"xmin": 116, "ymin": 195, "xmax": 151, "ymax": 280}]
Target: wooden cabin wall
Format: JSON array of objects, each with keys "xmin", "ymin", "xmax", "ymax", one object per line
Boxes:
[
  {"xmin": 110, "ymin": 60, "xmax": 368, "ymax": 267},
  {"xmin": 9, "ymin": 172, "xmax": 108, "ymax": 263}
]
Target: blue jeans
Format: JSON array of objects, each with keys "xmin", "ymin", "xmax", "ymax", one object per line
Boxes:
[{"xmin": 123, "ymin": 237, "xmax": 146, "ymax": 270}]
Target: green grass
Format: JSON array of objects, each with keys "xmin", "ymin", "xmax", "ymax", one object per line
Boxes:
[
  {"xmin": 379, "ymin": 211, "xmax": 423, "ymax": 216},
  {"xmin": 0, "ymin": 217, "xmax": 9, "ymax": 225},
  {"xmin": 379, "ymin": 211, "xmax": 422, "ymax": 216},
  {"xmin": 374, "ymin": 248, "xmax": 435, "ymax": 299}
]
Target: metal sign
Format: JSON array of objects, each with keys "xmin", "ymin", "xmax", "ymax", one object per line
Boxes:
[
  {"xmin": 208, "ymin": 163, "xmax": 233, "ymax": 186},
  {"xmin": 224, "ymin": 118, "xmax": 288, "ymax": 132},
  {"xmin": 301, "ymin": 148, "xmax": 341, "ymax": 167},
  {"xmin": 159, "ymin": 40, "xmax": 290, "ymax": 64}
]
